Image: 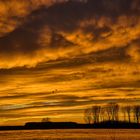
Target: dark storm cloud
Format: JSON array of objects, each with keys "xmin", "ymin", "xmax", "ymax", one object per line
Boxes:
[
  {"xmin": 0, "ymin": 0, "xmax": 140, "ymax": 68},
  {"xmin": 46, "ymin": 0, "xmax": 139, "ymax": 25}
]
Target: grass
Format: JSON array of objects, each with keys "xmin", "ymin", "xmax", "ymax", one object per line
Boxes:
[{"xmin": 0, "ymin": 129, "xmax": 140, "ymax": 140}]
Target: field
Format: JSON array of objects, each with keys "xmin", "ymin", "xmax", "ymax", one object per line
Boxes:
[{"xmin": 0, "ymin": 129, "xmax": 140, "ymax": 140}]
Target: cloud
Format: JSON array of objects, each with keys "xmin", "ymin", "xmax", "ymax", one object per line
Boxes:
[
  {"xmin": 0, "ymin": 0, "xmax": 64, "ymax": 36},
  {"xmin": 0, "ymin": 0, "xmax": 140, "ymax": 125},
  {"xmin": 0, "ymin": 0, "xmax": 140, "ymax": 68},
  {"xmin": 127, "ymin": 40, "xmax": 140, "ymax": 62}
]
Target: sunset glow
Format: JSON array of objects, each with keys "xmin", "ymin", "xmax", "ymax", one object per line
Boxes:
[{"xmin": 0, "ymin": 0, "xmax": 140, "ymax": 125}]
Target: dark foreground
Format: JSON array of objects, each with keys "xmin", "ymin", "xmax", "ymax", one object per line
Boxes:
[
  {"xmin": 0, "ymin": 129, "xmax": 140, "ymax": 140},
  {"xmin": 0, "ymin": 121, "xmax": 140, "ymax": 130}
]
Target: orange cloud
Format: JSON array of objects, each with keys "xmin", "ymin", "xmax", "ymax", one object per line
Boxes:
[
  {"xmin": 0, "ymin": 0, "xmax": 140, "ymax": 125},
  {"xmin": 0, "ymin": 0, "xmax": 140, "ymax": 68},
  {"xmin": 127, "ymin": 41, "xmax": 140, "ymax": 62}
]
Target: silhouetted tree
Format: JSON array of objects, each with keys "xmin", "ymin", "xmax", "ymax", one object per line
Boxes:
[
  {"xmin": 42, "ymin": 117, "xmax": 51, "ymax": 122},
  {"xmin": 100, "ymin": 106, "xmax": 106, "ymax": 122},
  {"xmin": 105, "ymin": 103, "xmax": 119, "ymax": 121},
  {"xmin": 133, "ymin": 105, "xmax": 140, "ymax": 124},
  {"xmin": 105, "ymin": 105, "xmax": 111, "ymax": 121},
  {"xmin": 124, "ymin": 106, "xmax": 132, "ymax": 123},
  {"xmin": 84, "ymin": 103, "xmax": 140, "ymax": 124},
  {"xmin": 114, "ymin": 104, "xmax": 119, "ymax": 121},
  {"xmin": 91, "ymin": 105, "xmax": 101, "ymax": 123},
  {"xmin": 121, "ymin": 106, "xmax": 127, "ymax": 122},
  {"xmin": 84, "ymin": 108, "xmax": 92, "ymax": 124}
]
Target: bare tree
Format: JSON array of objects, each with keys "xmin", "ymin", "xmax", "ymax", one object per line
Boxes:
[
  {"xmin": 105, "ymin": 105, "xmax": 111, "ymax": 121},
  {"xmin": 121, "ymin": 106, "xmax": 127, "ymax": 122},
  {"xmin": 124, "ymin": 106, "xmax": 132, "ymax": 123},
  {"xmin": 133, "ymin": 105, "xmax": 140, "ymax": 124},
  {"xmin": 100, "ymin": 106, "xmax": 106, "ymax": 122},
  {"xmin": 91, "ymin": 105, "xmax": 101, "ymax": 123},
  {"xmin": 105, "ymin": 103, "xmax": 119, "ymax": 121},
  {"xmin": 84, "ymin": 108, "xmax": 92, "ymax": 124},
  {"xmin": 84, "ymin": 103, "xmax": 140, "ymax": 124},
  {"xmin": 114, "ymin": 104, "xmax": 119, "ymax": 121}
]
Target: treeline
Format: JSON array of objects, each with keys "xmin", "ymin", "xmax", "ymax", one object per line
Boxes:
[{"xmin": 84, "ymin": 103, "xmax": 140, "ymax": 124}]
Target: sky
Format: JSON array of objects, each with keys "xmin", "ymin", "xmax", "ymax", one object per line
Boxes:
[{"xmin": 0, "ymin": 0, "xmax": 140, "ymax": 125}]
